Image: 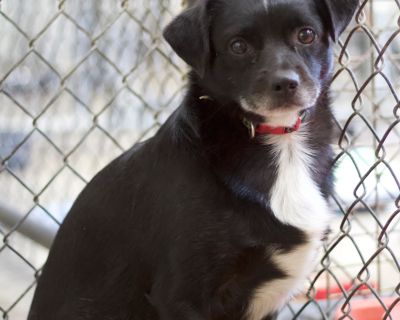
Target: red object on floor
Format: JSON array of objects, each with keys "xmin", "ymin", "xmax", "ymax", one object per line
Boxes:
[
  {"xmin": 334, "ymin": 297, "xmax": 400, "ymax": 320},
  {"xmin": 315, "ymin": 283, "xmax": 374, "ymax": 300}
]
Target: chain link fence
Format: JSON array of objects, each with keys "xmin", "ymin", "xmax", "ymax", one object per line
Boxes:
[{"xmin": 0, "ymin": 0, "xmax": 399, "ymax": 319}]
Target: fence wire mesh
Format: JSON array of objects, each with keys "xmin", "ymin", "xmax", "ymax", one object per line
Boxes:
[{"xmin": 0, "ymin": 0, "xmax": 399, "ymax": 319}]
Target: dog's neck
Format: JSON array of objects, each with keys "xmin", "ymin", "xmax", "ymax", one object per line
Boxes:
[{"xmin": 174, "ymin": 74, "xmax": 335, "ymax": 207}]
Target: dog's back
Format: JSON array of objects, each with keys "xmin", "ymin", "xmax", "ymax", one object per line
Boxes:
[{"xmin": 28, "ymin": 140, "xmax": 158, "ymax": 319}]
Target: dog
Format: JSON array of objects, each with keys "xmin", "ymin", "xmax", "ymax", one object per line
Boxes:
[{"xmin": 28, "ymin": 0, "xmax": 358, "ymax": 319}]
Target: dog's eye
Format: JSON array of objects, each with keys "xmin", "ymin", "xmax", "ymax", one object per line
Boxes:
[
  {"xmin": 230, "ymin": 39, "xmax": 248, "ymax": 55},
  {"xmin": 297, "ymin": 28, "xmax": 316, "ymax": 45}
]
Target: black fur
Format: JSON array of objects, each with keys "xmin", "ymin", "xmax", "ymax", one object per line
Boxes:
[{"xmin": 28, "ymin": 0, "xmax": 357, "ymax": 319}]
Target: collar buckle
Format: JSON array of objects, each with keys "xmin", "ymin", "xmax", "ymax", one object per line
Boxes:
[
  {"xmin": 284, "ymin": 127, "xmax": 295, "ymax": 134},
  {"xmin": 242, "ymin": 118, "xmax": 256, "ymax": 139}
]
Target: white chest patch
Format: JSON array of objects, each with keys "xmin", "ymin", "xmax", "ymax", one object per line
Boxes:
[
  {"xmin": 267, "ymin": 130, "xmax": 332, "ymax": 233},
  {"xmin": 246, "ymin": 129, "xmax": 332, "ymax": 320}
]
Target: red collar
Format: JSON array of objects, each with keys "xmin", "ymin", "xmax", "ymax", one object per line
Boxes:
[
  {"xmin": 255, "ymin": 117, "xmax": 302, "ymax": 135},
  {"xmin": 197, "ymin": 96, "xmax": 305, "ymax": 137},
  {"xmin": 243, "ymin": 116, "xmax": 303, "ymax": 138}
]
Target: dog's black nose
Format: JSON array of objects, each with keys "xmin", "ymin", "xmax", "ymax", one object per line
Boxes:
[{"xmin": 271, "ymin": 70, "xmax": 299, "ymax": 95}]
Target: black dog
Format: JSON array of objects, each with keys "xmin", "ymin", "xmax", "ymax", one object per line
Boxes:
[{"xmin": 28, "ymin": 0, "xmax": 357, "ymax": 319}]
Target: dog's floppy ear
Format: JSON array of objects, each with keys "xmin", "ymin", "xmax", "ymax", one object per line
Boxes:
[
  {"xmin": 321, "ymin": 0, "xmax": 358, "ymax": 41},
  {"xmin": 163, "ymin": 2, "xmax": 210, "ymax": 77}
]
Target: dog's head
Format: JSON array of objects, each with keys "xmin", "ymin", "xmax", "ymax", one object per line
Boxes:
[{"xmin": 164, "ymin": 0, "xmax": 358, "ymax": 126}]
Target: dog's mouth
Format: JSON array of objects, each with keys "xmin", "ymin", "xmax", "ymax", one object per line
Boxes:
[
  {"xmin": 240, "ymin": 88, "xmax": 319, "ymax": 127},
  {"xmin": 240, "ymin": 100, "xmax": 310, "ymax": 127}
]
